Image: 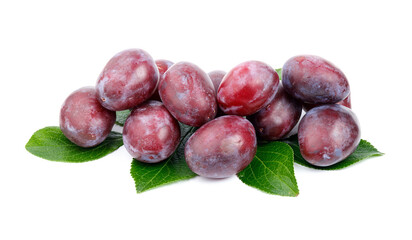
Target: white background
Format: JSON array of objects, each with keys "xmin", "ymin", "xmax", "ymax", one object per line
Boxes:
[{"xmin": 1, "ymin": 0, "xmax": 411, "ymax": 239}]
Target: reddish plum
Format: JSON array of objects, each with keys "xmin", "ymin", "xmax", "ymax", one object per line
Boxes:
[
  {"xmin": 282, "ymin": 55, "xmax": 349, "ymax": 104},
  {"xmin": 298, "ymin": 104, "xmax": 361, "ymax": 167},
  {"xmin": 185, "ymin": 116, "xmax": 257, "ymax": 178},
  {"xmin": 249, "ymin": 84, "xmax": 302, "ymax": 140},
  {"xmin": 96, "ymin": 49, "xmax": 159, "ymax": 111},
  {"xmin": 217, "ymin": 61, "xmax": 279, "ymax": 116},
  {"xmin": 149, "ymin": 59, "xmax": 174, "ymax": 101},
  {"xmin": 123, "ymin": 101, "xmax": 180, "ymax": 163},
  {"xmin": 156, "ymin": 59, "xmax": 174, "ymax": 76},
  {"xmin": 60, "ymin": 87, "xmax": 116, "ymax": 147},
  {"xmin": 303, "ymin": 93, "xmax": 352, "ymax": 112},
  {"xmin": 208, "ymin": 70, "xmax": 226, "ymax": 94},
  {"xmin": 159, "ymin": 62, "xmax": 217, "ymax": 127}
]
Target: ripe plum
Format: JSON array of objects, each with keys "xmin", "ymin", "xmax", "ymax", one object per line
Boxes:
[
  {"xmin": 303, "ymin": 93, "xmax": 351, "ymax": 112},
  {"xmin": 217, "ymin": 61, "xmax": 279, "ymax": 116},
  {"xmin": 96, "ymin": 49, "xmax": 159, "ymax": 111},
  {"xmin": 60, "ymin": 87, "xmax": 116, "ymax": 147},
  {"xmin": 185, "ymin": 116, "xmax": 257, "ymax": 178},
  {"xmin": 123, "ymin": 101, "xmax": 180, "ymax": 163},
  {"xmin": 282, "ymin": 55, "xmax": 349, "ymax": 104},
  {"xmin": 249, "ymin": 84, "xmax": 302, "ymax": 140},
  {"xmin": 298, "ymin": 104, "xmax": 361, "ymax": 167},
  {"xmin": 208, "ymin": 70, "xmax": 226, "ymax": 93},
  {"xmin": 159, "ymin": 62, "xmax": 217, "ymax": 127},
  {"xmin": 149, "ymin": 59, "xmax": 174, "ymax": 101}
]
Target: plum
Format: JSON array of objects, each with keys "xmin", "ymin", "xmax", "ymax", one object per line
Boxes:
[
  {"xmin": 303, "ymin": 93, "xmax": 352, "ymax": 112},
  {"xmin": 156, "ymin": 59, "xmax": 174, "ymax": 76},
  {"xmin": 159, "ymin": 62, "xmax": 217, "ymax": 127},
  {"xmin": 149, "ymin": 59, "xmax": 174, "ymax": 101},
  {"xmin": 60, "ymin": 87, "xmax": 116, "ymax": 147},
  {"xmin": 217, "ymin": 61, "xmax": 279, "ymax": 116},
  {"xmin": 122, "ymin": 101, "xmax": 180, "ymax": 163},
  {"xmin": 249, "ymin": 84, "xmax": 302, "ymax": 140},
  {"xmin": 208, "ymin": 70, "xmax": 226, "ymax": 94},
  {"xmin": 96, "ymin": 49, "xmax": 159, "ymax": 111},
  {"xmin": 298, "ymin": 104, "xmax": 361, "ymax": 167},
  {"xmin": 282, "ymin": 55, "xmax": 349, "ymax": 104},
  {"xmin": 185, "ymin": 115, "xmax": 257, "ymax": 178}
]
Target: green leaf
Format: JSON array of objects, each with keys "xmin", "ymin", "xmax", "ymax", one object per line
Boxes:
[
  {"xmin": 237, "ymin": 141, "xmax": 299, "ymax": 197},
  {"xmin": 25, "ymin": 126, "xmax": 123, "ymax": 163},
  {"xmin": 283, "ymin": 135, "xmax": 384, "ymax": 170},
  {"xmin": 115, "ymin": 109, "xmax": 131, "ymax": 126},
  {"xmin": 276, "ymin": 68, "xmax": 282, "ymax": 80},
  {"xmin": 130, "ymin": 123, "xmax": 197, "ymax": 193}
]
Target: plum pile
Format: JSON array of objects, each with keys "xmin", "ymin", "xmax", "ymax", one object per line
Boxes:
[{"xmin": 60, "ymin": 49, "xmax": 361, "ymax": 178}]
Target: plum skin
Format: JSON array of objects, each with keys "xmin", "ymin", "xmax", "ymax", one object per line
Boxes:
[
  {"xmin": 282, "ymin": 55, "xmax": 350, "ymax": 104},
  {"xmin": 208, "ymin": 70, "xmax": 227, "ymax": 116},
  {"xmin": 298, "ymin": 104, "xmax": 361, "ymax": 167},
  {"xmin": 303, "ymin": 93, "xmax": 351, "ymax": 112},
  {"xmin": 156, "ymin": 59, "xmax": 174, "ymax": 76},
  {"xmin": 96, "ymin": 49, "xmax": 159, "ymax": 111},
  {"xmin": 149, "ymin": 59, "xmax": 174, "ymax": 101},
  {"xmin": 159, "ymin": 61, "xmax": 217, "ymax": 127},
  {"xmin": 122, "ymin": 101, "xmax": 180, "ymax": 163},
  {"xmin": 185, "ymin": 115, "xmax": 257, "ymax": 178},
  {"xmin": 60, "ymin": 87, "xmax": 116, "ymax": 148},
  {"xmin": 217, "ymin": 61, "xmax": 279, "ymax": 116},
  {"xmin": 249, "ymin": 84, "xmax": 302, "ymax": 141},
  {"xmin": 208, "ymin": 70, "xmax": 226, "ymax": 94}
]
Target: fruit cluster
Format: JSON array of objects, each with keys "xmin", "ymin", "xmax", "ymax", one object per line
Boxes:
[{"xmin": 60, "ymin": 49, "xmax": 360, "ymax": 178}]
